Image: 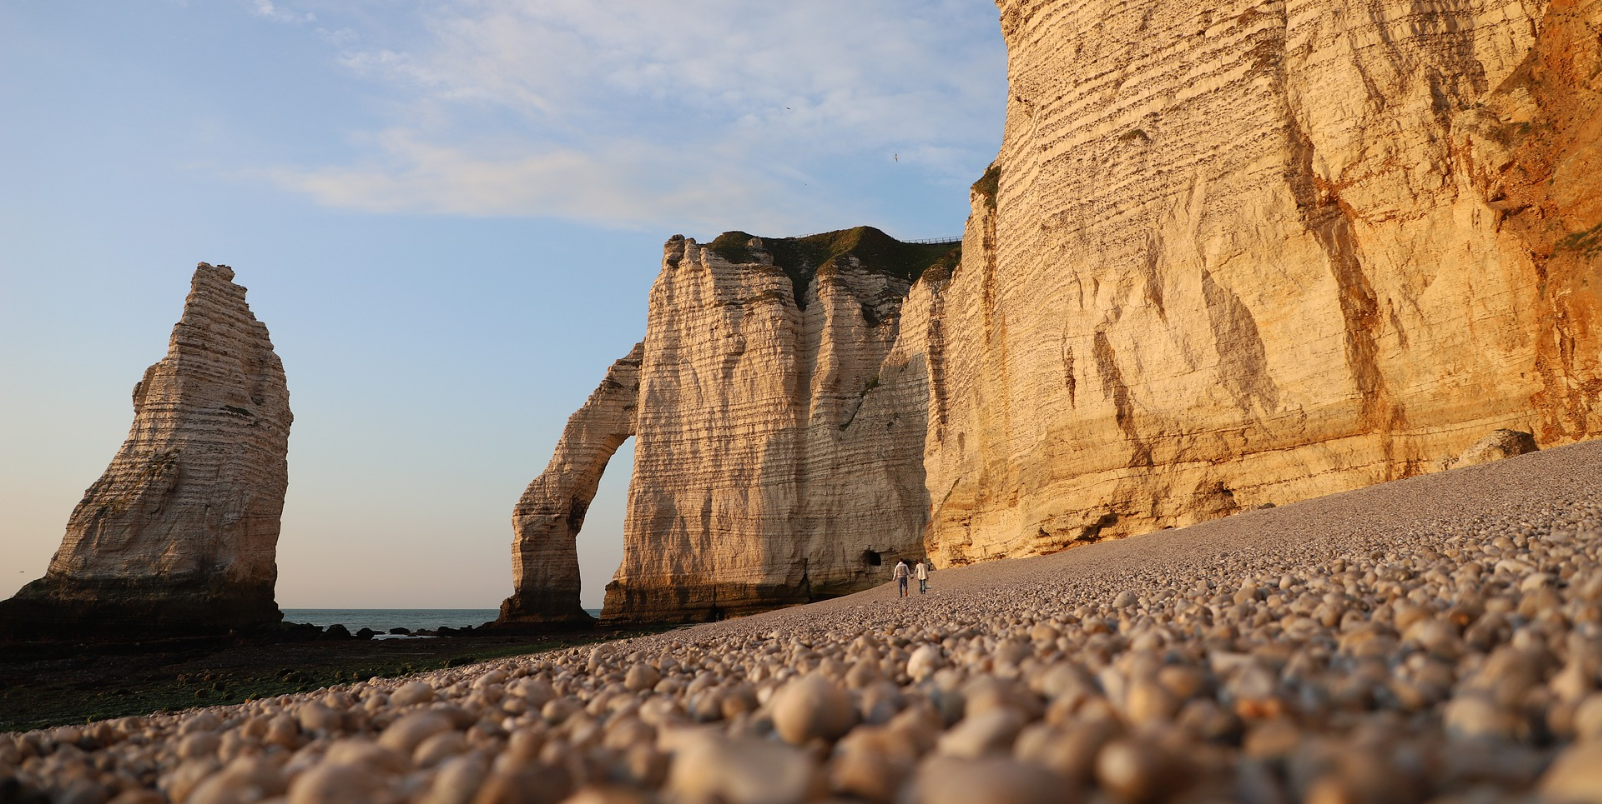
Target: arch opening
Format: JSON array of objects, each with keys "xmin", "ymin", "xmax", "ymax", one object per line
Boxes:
[
  {"xmin": 577, "ymin": 436, "xmax": 633, "ymax": 615},
  {"xmin": 497, "ymin": 341, "xmax": 643, "ymax": 626}
]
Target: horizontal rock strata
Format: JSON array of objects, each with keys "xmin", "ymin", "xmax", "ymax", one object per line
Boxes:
[
  {"xmin": 507, "ymin": 0, "xmax": 1598, "ymax": 625},
  {"xmin": 922, "ymin": 0, "xmax": 1601, "ymax": 564},
  {"xmin": 607, "ymin": 231, "xmax": 951, "ymax": 623},
  {"xmin": 0, "ymin": 263, "xmax": 292, "ymax": 638},
  {"xmin": 504, "ymin": 229, "xmax": 956, "ymax": 625}
]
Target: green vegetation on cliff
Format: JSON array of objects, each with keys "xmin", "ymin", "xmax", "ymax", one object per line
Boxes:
[
  {"xmin": 708, "ymin": 226, "xmax": 959, "ymax": 309},
  {"xmin": 971, "ymin": 162, "xmax": 1001, "ymax": 209}
]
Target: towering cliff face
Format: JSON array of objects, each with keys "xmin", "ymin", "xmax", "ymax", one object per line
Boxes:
[
  {"xmin": 607, "ymin": 232, "xmax": 948, "ymax": 622},
  {"xmin": 0, "ymin": 263, "xmax": 292, "ymax": 637},
  {"xmin": 505, "ymin": 0, "xmax": 1598, "ymax": 623},
  {"xmin": 923, "ymin": 0, "xmax": 1600, "ymax": 563},
  {"xmin": 503, "ymin": 230, "xmax": 953, "ymax": 624}
]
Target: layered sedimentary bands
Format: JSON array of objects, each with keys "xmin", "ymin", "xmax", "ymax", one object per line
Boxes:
[
  {"xmin": 505, "ymin": 0, "xmax": 1600, "ymax": 624},
  {"xmin": 930, "ymin": 0, "xmax": 1600, "ymax": 562},
  {"xmin": 502, "ymin": 230, "xmax": 956, "ymax": 625},
  {"xmin": 0, "ymin": 264, "xmax": 292, "ymax": 637}
]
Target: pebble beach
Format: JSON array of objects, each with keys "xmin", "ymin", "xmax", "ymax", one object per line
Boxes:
[{"xmin": 4, "ymin": 441, "xmax": 1599, "ymax": 804}]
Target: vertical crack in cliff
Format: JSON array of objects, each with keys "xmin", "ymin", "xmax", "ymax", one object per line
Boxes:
[
  {"xmin": 1318, "ymin": 209, "xmax": 1405, "ymax": 469},
  {"xmin": 1092, "ymin": 329, "xmax": 1153, "ymax": 467},
  {"xmin": 1278, "ymin": 0, "xmax": 1466, "ymax": 472},
  {"xmin": 1140, "ymin": 234, "xmax": 1168, "ymax": 319},
  {"xmin": 978, "ymin": 201, "xmax": 1014, "ymax": 443},
  {"xmin": 1285, "ymin": 107, "xmax": 1405, "ymax": 471},
  {"xmin": 1200, "ymin": 268, "xmax": 1281, "ymax": 416},
  {"xmin": 1061, "ymin": 330, "xmax": 1077, "ymax": 408},
  {"xmin": 927, "ymin": 291, "xmax": 950, "ymax": 439}
]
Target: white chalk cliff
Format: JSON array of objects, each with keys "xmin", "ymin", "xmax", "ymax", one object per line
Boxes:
[
  {"xmin": 503, "ymin": 231, "xmax": 950, "ymax": 623},
  {"xmin": 503, "ymin": 0, "xmax": 1600, "ymax": 623},
  {"xmin": 927, "ymin": 0, "xmax": 1600, "ymax": 563}
]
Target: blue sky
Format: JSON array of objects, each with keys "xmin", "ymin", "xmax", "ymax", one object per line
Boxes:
[{"xmin": 0, "ymin": 0, "xmax": 1007, "ymax": 609}]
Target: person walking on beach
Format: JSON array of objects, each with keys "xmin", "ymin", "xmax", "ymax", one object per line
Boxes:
[
  {"xmin": 893, "ymin": 559, "xmax": 910, "ymax": 598},
  {"xmin": 915, "ymin": 559, "xmax": 930, "ymax": 594}
]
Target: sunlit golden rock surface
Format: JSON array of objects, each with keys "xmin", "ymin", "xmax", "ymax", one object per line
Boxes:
[
  {"xmin": 923, "ymin": 0, "xmax": 1600, "ymax": 565},
  {"xmin": 505, "ymin": 0, "xmax": 1599, "ymax": 621}
]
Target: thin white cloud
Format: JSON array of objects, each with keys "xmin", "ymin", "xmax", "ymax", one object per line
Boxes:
[
  {"xmin": 315, "ymin": 27, "xmax": 357, "ymax": 47},
  {"xmin": 251, "ymin": 0, "xmax": 315, "ymax": 24},
  {"xmin": 249, "ymin": 130, "xmax": 831, "ymax": 233},
  {"xmin": 254, "ymin": 0, "xmax": 1006, "ymax": 231}
]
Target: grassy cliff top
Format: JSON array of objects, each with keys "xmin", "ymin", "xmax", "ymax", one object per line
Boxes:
[{"xmin": 706, "ymin": 226, "xmax": 959, "ymax": 308}]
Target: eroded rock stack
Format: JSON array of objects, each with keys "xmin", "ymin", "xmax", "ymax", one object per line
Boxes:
[{"xmin": 0, "ymin": 263, "xmax": 292, "ymax": 638}]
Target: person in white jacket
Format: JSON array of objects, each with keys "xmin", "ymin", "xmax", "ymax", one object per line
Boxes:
[
  {"xmin": 893, "ymin": 559, "xmax": 910, "ymax": 598},
  {"xmin": 915, "ymin": 559, "xmax": 930, "ymax": 594}
]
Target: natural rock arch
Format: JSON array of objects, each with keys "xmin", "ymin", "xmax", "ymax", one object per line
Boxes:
[
  {"xmin": 500, "ymin": 231, "xmax": 942, "ymax": 627},
  {"xmin": 498, "ymin": 343, "xmax": 642, "ymax": 625}
]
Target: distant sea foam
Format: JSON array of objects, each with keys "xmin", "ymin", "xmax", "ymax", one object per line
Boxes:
[{"xmin": 282, "ymin": 609, "xmax": 602, "ymax": 633}]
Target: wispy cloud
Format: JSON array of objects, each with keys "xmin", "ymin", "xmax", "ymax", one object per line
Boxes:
[
  {"xmin": 314, "ymin": 27, "xmax": 357, "ymax": 47},
  {"xmin": 253, "ymin": 0, "xmax": 1006, "ymax": 232},
  {"xmin": 249, "ymin": 129, "xmax": 825, "ymax": 233},
  {"xmin": 250, "ymin": 0, "xmax": 315, "ymax": 24}
]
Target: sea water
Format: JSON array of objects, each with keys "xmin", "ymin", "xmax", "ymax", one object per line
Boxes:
[{"xmin": 282, "ymin": 609, "xmax": 604, "ymax": 633}]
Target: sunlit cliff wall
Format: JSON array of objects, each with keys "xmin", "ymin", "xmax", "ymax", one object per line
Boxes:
[
  {"xmin": 502, "ymin": 0, "xmax": 1599, "ymax": 622},
  {"xmin": 922, "ymin": 0, "xmax": 1600, "ymax": 564}
]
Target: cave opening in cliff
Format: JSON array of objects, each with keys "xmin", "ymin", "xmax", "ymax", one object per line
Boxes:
[{"xmin": 861, "ymin": 549, "xmax": 882, "ymax": 567}]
